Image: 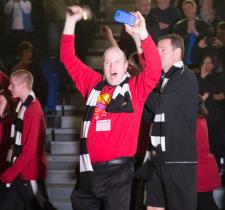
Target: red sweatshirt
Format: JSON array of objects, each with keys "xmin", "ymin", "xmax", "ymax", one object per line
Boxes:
[
  {"xmin": 196, "ymin": 118, "xmax": 221, "ymax": 192},
  {"xmin": 60, "ymin": 35, "xmax": 161, "ymax": 163},
  {"xmin": 0, "ymin": 99, "xmax": 48, "ymax": 183}
]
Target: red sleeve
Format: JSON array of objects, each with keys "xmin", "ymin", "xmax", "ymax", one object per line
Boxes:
[
  {"xmin": 138, "ymin": 52, "xmax": 145, "ymax": 68},
  {"xmin": 0, "ymin": 103, "xmax": 45, "ymax": 183},
  {"xmin": 131, "ymin": 36, "xmax": 161, "ymax": 102},
  {"xmin": 60, "ymin": 34, "xmax": 102, "ymax": 97}
]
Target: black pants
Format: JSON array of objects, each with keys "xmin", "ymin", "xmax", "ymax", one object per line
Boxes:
[
  {"xmin": 146, "ymin": 164, "xmax": 197, "ymax": 210},
  {"xmin": 0, "ymin": 178, "xmax": 55, "ymax": 210},
  {"xmin": 197, "ymin": 191, "xmax": 219, "ymax": 210},
  {"xmin": 71, "ymin": 161, "xmax": 134, "ymax": 210}
]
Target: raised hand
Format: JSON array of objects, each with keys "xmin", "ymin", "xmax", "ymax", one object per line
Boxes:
[
  {"xmin": 124, "ymin": 11, "xmax": 148, "ymax": 40},
  {"xmin": 66, "ymin": 5, "xmax": 84, "ymax": 22},
  {"xmin": 100, "ymin": 25, "xmax": 119, "ymax": 47},
  {"xmin": 100, "ymin": 25, "xmax": 114, "ymax": 41}
]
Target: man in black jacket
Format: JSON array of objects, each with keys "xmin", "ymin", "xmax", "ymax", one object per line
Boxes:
[{"xmin": 144, "ymin": 34, "xmax": 199, "ymax": 210}]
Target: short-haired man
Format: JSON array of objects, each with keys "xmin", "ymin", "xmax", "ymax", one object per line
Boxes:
[
  {"xmin": 0, "ymin": 70, "xmax": 53, "ymax": 210},
  {"xmin": 60, "ymin": 5, "xmax": 161, "ymax": 210},
  {"xmin": 144, "ymin": 34, "xmax": 199, "ymax": 210}
]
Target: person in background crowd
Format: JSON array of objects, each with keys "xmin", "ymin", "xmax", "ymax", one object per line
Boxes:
[
  {"xmin": 43, "ymin": 0, "xmax": 78, "ymax": 58},
  {"xmin": 3, "ymin": 0, "xmax": 33, "ymax": 55},
  {"xmin": 40, "ymin": 53, "xmax": 65, "ymax": 114},
  {"xmin": 60, "ymin": 5, "xmax": 161, "ymax": 210},
  {"xmin": 30, "ymin": 0, "xmax": 48, "ymax": 57},
  {"xmin": 192, "ymin": 21, "xmax": 225, "ymax": 71},
  {"xmin": 151, "ymin": 0, "xmax": 181, "ymax": 36},
  {"xmin": 196, "ymin": 95, "xmax": 221, "ymax": 210},
  {"xmin": 143, "ymin": 33, "xmax": 199, "ymax": 210},
  {"xmin": 172, "ymin": 0, "xmax": 214, "ymax": 67},
  {"xmin": 213, "ymin": 0, "xmax": 225, "ymax": 21},
  {"xmin": 197, "ymin": 54, "xmax": 225, "ymax": 165},
  {"xmin": 198, "ymin": 0, "xmax": 218, "ymax": 28},
  {"xmin": 10, "ymin": 41, "xmax": 48, "ymax": 109}
]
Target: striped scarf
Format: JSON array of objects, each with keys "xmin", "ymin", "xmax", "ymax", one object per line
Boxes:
[
  {"xmin": 150, "ymin": 64, "xmax": 184, "ymax": 166},
  {"xmin": 6, "ymin": 91, "xmax": 35, "ymax": 170},
  {"xmin": 79, "ymin": 74, "xmax": 133, "ymax": 190}
]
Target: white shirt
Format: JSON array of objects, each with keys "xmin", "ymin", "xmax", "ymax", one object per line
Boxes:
[{"xmin": 4, "ymin": 0, "xmax": 32, "ymax": 30}]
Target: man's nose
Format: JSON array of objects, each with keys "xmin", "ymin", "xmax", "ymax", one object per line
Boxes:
[{"xmin": 8, "ymin": 84, "xmax": 12, "ymax": 91}]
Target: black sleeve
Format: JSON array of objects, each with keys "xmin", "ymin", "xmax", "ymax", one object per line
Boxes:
[
  {"xmin": 179, "ymin": 70, "xmax": 199, "ymax": 133},
  {"xmin": 143, "ymin": 91, "xmax": 158, "ymax": 123}
]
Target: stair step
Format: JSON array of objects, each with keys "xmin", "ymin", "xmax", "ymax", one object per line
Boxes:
[
  {"xmin": 69, "ymin": 96, "xmax": 85, "ymax": 106},
  {"xmin": 48, "ymin": 155, "xmax": 79, "ymax": 170},
  {"xmin": 46, "ymin": 128, "xmax": 80, "ymax": 141},
  {"xmin": 61, "ymin": 116, "xmax": 83, "ymax": 129},
  {"xmin": 46, "ymin": 115, "xmax": 61, "ymax": 128},
  {"xmin": 50, "ymin": 141, "xmax": 80, "ymax": 155},
  {"xmin": 56, "ymin": 105, "xmax": 85, "ymax": 116},
  {"xmin": 62, "ymin": 92, "xmax": 85, "ymax": 106},
  {"xmin": 47, "ymin": 183, "xmax": 74, "ymax": 200},
  {"xmin": 46, "ymin": 169, "xmax": 76, "ymax": 184}
]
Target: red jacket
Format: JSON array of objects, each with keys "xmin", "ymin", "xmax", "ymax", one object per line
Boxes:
[
  {"xmin": 60, "ymin": 35, "xmax": 161, "ymax": 163},
  {"xmin": 196, "ymin": 118, "xmax": 221, "ymax": 192},
  {"xmin": 0, "ymin": 99, "xmax": 48, "ymax": 183}
]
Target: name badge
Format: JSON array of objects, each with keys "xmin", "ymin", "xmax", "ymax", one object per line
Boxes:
[{"xmin": 96, "ymin": 119, "xmax": 111, "ymax": 132}]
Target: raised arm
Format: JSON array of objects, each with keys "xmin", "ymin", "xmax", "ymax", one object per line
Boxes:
[
  {"xmin": 60, "ymin": 5, "xmax": 101, "ymax": 97},
  {"xmin": 125, "ymin": 23, "xmax": 143, "ymax": 55},
  {"xmin": 127, "ymin": 12, "xmax": 161, "ymax": 101},
  {"xmin": 100, "ymin": 25, "xmax": 119, "ymax": 48}
]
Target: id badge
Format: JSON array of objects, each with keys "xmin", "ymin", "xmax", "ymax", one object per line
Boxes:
[{"xmin": 96, "ymin": 119, "xmax": 111, "ymax": 132}]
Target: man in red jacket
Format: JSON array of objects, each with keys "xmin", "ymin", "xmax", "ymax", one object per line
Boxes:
[
  {"xmin": 0, "ymin": 70, "xmax": 54, "ymax": 210},
  {"xmin": 61, "ymin": 5, "xmax": 161, "ymax": 210}
]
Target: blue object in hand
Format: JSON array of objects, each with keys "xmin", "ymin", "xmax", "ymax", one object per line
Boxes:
[{"xmin": 113, "ymin": 10, "xmax": 136, "ymax": 26}]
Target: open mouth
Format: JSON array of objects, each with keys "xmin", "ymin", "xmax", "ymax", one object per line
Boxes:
[{"xmin": 110, "ymin": 72, "xmax": 117, "ymax": 78}]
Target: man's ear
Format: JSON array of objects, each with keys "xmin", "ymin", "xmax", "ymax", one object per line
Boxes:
[{"xmin": 175, "ymin": 48, "xmax": 182, "ymax": 60}]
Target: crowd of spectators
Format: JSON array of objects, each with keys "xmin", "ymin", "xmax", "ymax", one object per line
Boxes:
[
  {"xmin": 0, "ymin": 0, "xmax": 225, "ymax": 209},
  {"xmin": 0, "ymin": 0, "xmax": 224, "ymax": 174}
]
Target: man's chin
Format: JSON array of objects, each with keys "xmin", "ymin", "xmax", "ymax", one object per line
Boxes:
[{"xmin": 105, "ymin": 77, "xmax": 116, "ymax": 85}]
